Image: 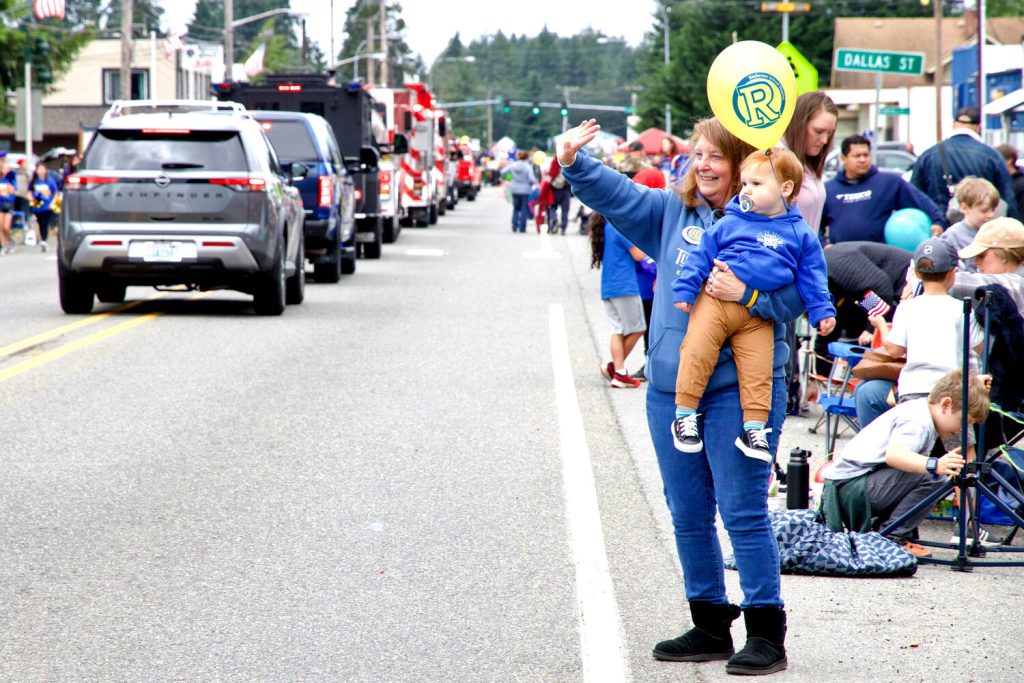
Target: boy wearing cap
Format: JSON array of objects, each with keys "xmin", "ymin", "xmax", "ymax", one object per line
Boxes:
[
  {"xmin": 874, "ymin": 238, "xmax": 983, "ymax": 402},
  {"xmin": 858, "ymin": 238, "xmax": 984, "ymax": 429}
]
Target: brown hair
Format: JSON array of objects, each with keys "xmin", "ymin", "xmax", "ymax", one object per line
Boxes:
[
  {"xmin": 929, "ymin": 369, "xmax": 989, "ymax": 423},
  {"xmin": 915, "ymin": 264, "xmax": 953, "ymax": 283},
  {"xmin": 740, "ymin": 146, "xmax": 805, "ymax": 199},
  {"xmin": 680, "ymin": 117, "xmax": 755, "ymax": 209},
  {"xmin": 783, "ymin": 91, "xmax": 838, "ymax": 180},
  {"xmin": 955, "ymin": 176, "xmax": 1000, "ymax": 210},
  {"xmin": 987, "ymin": 245, "xmax": 1024, "ymax": 267},
  {"xmin": 516, "ymin": 150, "xmax": 528, "ymax": 160},
  {"xmin": 996, "ymin": 143, "xmax": 1019, "ymax": 165}
]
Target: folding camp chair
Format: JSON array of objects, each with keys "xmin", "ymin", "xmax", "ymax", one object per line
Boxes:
[{"xmin": 815, "ymin": 341, "xmax": 866, "ymax": 460}]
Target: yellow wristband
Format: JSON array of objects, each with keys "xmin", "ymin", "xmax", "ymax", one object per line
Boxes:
[{"xmin": 745, "ymin": 289, "xmax": 759, "ymax": 309}]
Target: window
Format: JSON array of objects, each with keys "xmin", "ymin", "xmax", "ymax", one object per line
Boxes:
[
  {"xmin": 257, "ymin": 119, "xmax": 318, "ymax": 163},
  {"xmin": 82, "ymin": 129, "xmax": 247, "ymax": 172},
  {"xmin": 102, "ymin": 69, "xmax": 150, "ymax": 104}
]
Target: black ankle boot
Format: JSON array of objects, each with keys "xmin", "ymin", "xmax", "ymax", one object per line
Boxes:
[
  {"xmin": 725, "ymin": 607, "xmax": 788, "ymax": 675},
  {"xmin": 653, "ymin": 601, "xmax": 741, "ymax": 662}
]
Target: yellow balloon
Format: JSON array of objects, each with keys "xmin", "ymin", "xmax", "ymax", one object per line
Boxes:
[
  {"xmin": 706, "ymin": 41, "xmax": 797, "ymax": 150},
  {"xmin": 532, "ymin": 150, "xmax": 548, "ymax": 167}
]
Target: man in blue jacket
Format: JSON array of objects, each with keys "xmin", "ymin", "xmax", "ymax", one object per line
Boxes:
[
  {"xmin": 821, "ymin": 135, "xmax": 944, "ymax": 245},
  {"xmin": 910, "ymin": 106, "xmax": 1018, "ymax": 224}
]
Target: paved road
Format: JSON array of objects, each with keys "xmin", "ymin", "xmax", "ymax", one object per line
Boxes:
[{"xmin": 0, "ymin": 189, "xmax": 1022, "ymax": 681}]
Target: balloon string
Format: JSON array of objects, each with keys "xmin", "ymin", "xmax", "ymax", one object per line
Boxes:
[{"xmin": 765, "ymin": 147, "xmax": 800, "ymax": 243}]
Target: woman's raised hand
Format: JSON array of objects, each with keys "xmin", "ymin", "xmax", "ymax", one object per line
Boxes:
[{"xmin": 557, "ymin": 119, "xmax": 601, "ymax": 167}]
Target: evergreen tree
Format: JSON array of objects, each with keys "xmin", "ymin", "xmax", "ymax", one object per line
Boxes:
[
  {"xmin": 338, "ymin": 1, "xmax": 422, "ymax": 87},
  {"xmin": 0, "ymin": 0, "xmax": 93, "ymax": 121}
]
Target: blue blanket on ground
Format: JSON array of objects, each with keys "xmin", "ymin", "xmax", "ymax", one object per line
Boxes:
[{"xmin": 725, "ymin": 509, "xmax": 918, "ymax": 577}]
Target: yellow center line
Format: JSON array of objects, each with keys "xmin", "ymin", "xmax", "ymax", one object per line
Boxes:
[
  {"xmin": 0, "ymin": 292, "xmax": 168, "ymax": 360},
  {"xmin": 0, "ymin": 290, "xmax": 213, "ymax": 384}
]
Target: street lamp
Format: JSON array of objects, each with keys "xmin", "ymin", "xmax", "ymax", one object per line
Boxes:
[
  {"xmin": 336, "ymin": 40, "xmax": 386, "ymax": 82},
  {"xmin": 658, "ymin": 4, "xmax": 672, "ymax": 136}
]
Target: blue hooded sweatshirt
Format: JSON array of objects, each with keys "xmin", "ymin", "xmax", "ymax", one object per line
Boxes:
[
  {"xmin": 822, "ymin": 166, "xmax": 943, "ymax": 244},
  {"xmin": 560, "ymin": 151, "xmax": 804, "ymax": 395},
  {"xmin": 671, "ymin": 196, "xmax": 835, "ymax": 326}
]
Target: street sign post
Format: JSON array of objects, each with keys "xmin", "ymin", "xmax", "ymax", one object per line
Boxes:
[
  {"xmin": 879, "ymin": 106, "xmax": 911, "ymax": 116},
  {"xmin": 834, "ymin": 48, "xmax": 925, "ymax": 76},
  {"xmin": 834, "ymin": 48, "xmax": 924, "ymax": 153}
]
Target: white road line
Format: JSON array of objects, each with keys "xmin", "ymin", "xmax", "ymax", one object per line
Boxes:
[
  {"xmin": 548, "ymin": 303, "xmax": 629, "ymax": 683},
  {"xmin": 405, "ymin": 248, "xmax": 446, "ymax": 257}
]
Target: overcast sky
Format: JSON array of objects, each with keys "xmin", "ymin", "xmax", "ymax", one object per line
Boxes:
[{"xmin": 159, "ymin": 1, "xmax": 658, "ymax": 65}]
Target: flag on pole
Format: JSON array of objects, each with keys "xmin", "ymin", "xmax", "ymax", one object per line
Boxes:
[
  {"xmin": 244, "ymin": 43, "xmax": 267, "ymax": 78},
  {"xmin": 33, "ymin": 0, "xmax": 65, "ymax": 20},
  {"xmin": 162, "ymin": 34, "xmax": 184, "ymax": 59}
]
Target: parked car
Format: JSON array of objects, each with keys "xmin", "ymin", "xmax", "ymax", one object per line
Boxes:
[
  {"xmin": 823, "ymin": 143, "xmax": 917, "ymax": 182},
  {"xmin": 59, "ymin": 101, "xmax": 305, "ymax": 315},
  {"xmin": 251, "ymin": 110, "xmax": 357, "ymax": 279}
]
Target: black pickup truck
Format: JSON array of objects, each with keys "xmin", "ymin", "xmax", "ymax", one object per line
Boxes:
[{"xmin": 216, "ymin": 72, "xmax": 400, "ymax": 260}]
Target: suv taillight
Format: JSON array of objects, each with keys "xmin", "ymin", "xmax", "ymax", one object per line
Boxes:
[
  {"xmin": 209, "ymin": 176, "xmax": 268, "ymax": 192},
  {"xmin": 318, "ymin": 175, "xmax": 333, "ymax": 207},
  {"xmin": 63, "ymin": 174, "xmax": 119, "ymax": 190}
]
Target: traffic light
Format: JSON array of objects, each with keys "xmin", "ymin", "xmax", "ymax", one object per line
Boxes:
[
  {"xmin": 501, "ymin": 96, "xmax": 511, "ymax": 114},
  {"xmin": 531, "ymin": 101, "xmax": 540, "ymax": 116},
  {"xmin": 30, "ymin": 36, "xmax": 52, "ymax": 85},
  {"xmin": 559, "ymin": 102, "xmax": 569, "ymax": 117}
]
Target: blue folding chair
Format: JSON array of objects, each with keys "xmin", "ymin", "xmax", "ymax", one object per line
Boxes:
[{"xmin": 818, "ymin": 342, "xmax": 867, "ymax": 459}]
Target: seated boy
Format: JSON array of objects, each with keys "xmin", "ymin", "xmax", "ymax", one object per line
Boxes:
[
  {"xmin": 823, "ymin": 369, "xmax": 989, "ymax": 557},
  {"xmin": 670, "ymin": 147, "xmax": 836, "ymax": 461},
  {"xmin": 940, "ymin": 177, "xmax": 999, "ymax": 273}
]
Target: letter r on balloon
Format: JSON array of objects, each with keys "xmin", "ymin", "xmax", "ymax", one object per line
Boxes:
[{"xmin": 733, "ymin": 76, "xmax": 784, "ymax": 129}]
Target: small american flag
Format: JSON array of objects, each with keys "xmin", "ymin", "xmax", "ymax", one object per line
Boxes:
[
  {"xmin": 33, "ymin": 0, "xmax": 65, "ymax": 20},
  {"xmin": 244, "ymin": 43, "xmax": 266, "ymax": 78},
  {"xmin": 858, "ymin": 290, "xmax": 891, "ymax": 318}
]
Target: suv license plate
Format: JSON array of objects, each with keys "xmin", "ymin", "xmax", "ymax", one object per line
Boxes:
[{"xmin": 128, "ymin": 241, "xmax": 198, "ymax": 263}]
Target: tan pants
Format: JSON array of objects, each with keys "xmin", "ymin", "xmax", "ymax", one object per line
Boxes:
[{"xmin": 676, "ymin": 293, "xmax": 774, "ymax": 424}]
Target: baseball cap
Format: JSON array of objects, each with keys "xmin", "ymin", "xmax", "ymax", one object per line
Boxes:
[
  {"xmin": 628, "ymin": 140, "xmax": 645, "ymax": 153},
  {"xmin": 957, "ymin": 217, "xmax": 1024, "ymax": 259},
  {"xmin": 914, "ymin": 238, "xmax": 958, "ymax": 274},
  {"xmin": 955, "ymin": 106, "xmax": 981, "ymax": 125}
]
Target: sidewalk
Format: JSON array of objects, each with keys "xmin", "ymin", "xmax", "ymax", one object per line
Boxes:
[{"xmin": 563, "ymin": 226, "xmax": 1024, "ymax": 682}]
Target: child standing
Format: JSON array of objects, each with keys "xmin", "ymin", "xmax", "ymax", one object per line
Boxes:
[
  {"xmin": 940, "ymin": 177, "xmax": 1000, "ymax": 272},
  {"xmin": 590, "ymin": 213, "xmax": 646, "ymax": 388},
  {"xmin": 671, "ymin": 147, "xmax": 836, "ymax": 460},
  {"xmin": 823, "ymin": 370, "xmax": 989, "ymax": 557}
]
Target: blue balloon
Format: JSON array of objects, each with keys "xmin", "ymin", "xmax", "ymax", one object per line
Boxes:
[{"xmin": 884, "ymin": 208, "xmax": 931, "ymax": 252}]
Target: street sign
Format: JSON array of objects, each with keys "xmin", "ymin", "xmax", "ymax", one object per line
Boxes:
[
  {"xmin": 776, "ymin": 41, "xmax": 818, "ymax": 95},
  {"xmin": 879, "ymin": 106, "xmax": 911, "ymax": 116},
  {"xmin": 834, "ymin": 48, "xmax": 925, "ymax": 76},
  {"xmin": 761, "ymin": 2, "xmax": 810, "ymax": 11}
]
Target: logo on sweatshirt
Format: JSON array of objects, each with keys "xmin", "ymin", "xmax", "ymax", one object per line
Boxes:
[
  {"xmin": 757, "ymin": 231, "xmax": 785, "ymax": 250},
  {"xmin": 682, "ymin": 226, "xmax": 703, "ymax": 245},
  {"xmin": 836, "ymin": 189, "xmax": 872, "ymax": 204}
]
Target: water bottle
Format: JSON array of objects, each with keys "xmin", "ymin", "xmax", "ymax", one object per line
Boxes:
[{"xmin": 786, "ymin": 448, "xmax": 810, "ymax": 510}]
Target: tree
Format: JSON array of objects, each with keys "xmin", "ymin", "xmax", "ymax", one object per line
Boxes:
[
  {"xmin": 187, "ymin": 0, "xmax": 302, "ymax": 65},
  {"xmin": 0, "ymin": 0, "xmax": 93, "ymax": 122},
  {"xmin": 337, "ymin": 1, "xmax": 423, "ymax": 87}
]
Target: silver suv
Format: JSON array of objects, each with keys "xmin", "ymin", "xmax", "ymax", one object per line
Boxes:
[{"xmin": 58, "ymin": 101, "xmax": 305, "ymax": 315}]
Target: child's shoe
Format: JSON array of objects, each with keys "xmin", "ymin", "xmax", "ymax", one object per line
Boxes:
[
  {"xmin": 736, "ymin": 426, "xmax": 772, "ymax": 462},
  {"xmin": 672, "ymin": 413, "xmax": 702, "ymax": 452},
  {"xmin": 610, "ymin": 370, "xmax": 641, "ymax": 388}
]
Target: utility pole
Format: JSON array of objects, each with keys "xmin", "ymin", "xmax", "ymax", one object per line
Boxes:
[
  {"xmin": 379, "ymin": 1, "xmax": 389, "ymax": 87},
  {"xmin": 486, "ymin": 87, "xmax": 493, "ymax": 148},
  {"xmin": 934, "ymin": 0, "xmax": 942, "ymax": 143},
  {"xmin": 367, "ymin": 18, "xmax": 375, "ymax": 85},
  {"xmin": 659, "ymin": 4, "xmax": 671, "ymax": 136},
  {"xmin": 225, "ymin": 0, "xmax": 234, "ymax": 80},
  {"xmin": 120, "ymin": 0, "xmax": 133, "ymax": 101},
  {"xmin": 330, "ymin": 0, "xmax": 335, "ymax": 65}
]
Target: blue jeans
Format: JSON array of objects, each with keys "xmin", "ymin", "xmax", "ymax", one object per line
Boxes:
[
  {"xmin": 646, "ymin": 379, "xmax": 786, "ymax": 609},
  {"xmin": 854, "ymin": 379, "xmax": 895, "ymax": 428},
  {"xmin": 511, "ymin": 193, "xmax": 530, "ymax": 232}
]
